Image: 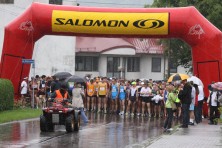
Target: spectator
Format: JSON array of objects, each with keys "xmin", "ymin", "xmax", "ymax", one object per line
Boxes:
[
  {"xmin": 163, "ymin": 86, "xmax": 177, "ymax": 131},
  {"xmin": 50, "ymin": 76, "xmax": 61, "ymax": 93},
  {"xmin": 196, "ymin": 85, "xmax": 204, "ymax": 123},
  {"xmin": 208, "ymin": 88, "xmax": 220, "ymax": 125},
  {"xmin": 72, "ymin": 83, "xmax": 89, "ymax": 123}
]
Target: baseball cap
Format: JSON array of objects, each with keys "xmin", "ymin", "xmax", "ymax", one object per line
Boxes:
[{"xmin": 131, "ymin": 81, "xmax": 136, "ymax": 85}]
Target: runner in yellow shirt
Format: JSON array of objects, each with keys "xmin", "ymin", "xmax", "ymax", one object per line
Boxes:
[
  {"xmin": 97, "ymin": 77, "xmax": 108, "ymax": 113},
  {"xmin": 87, "ymin": 79, "xmax": 95, "ymax": 111}
]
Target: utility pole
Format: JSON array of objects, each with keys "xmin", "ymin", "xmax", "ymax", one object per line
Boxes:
[
  {"xmin": 166, "ymin": 0, "xmax": 171, "ymax": 79},
  {"xmin": 167, "ymin": 41, "xmax": 171, "ymax": 79}
]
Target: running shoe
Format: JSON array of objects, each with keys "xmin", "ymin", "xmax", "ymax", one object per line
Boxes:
[
  {"xmin": 167, "ymin": 128, "xmax": 173, "ymax": 131},
  {"xmin": 119, "ymin": 111, "xmax": 124, "ymax": 115}
]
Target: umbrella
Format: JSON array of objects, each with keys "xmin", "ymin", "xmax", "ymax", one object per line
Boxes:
[
  {"xmin": 53, "ymin": 72, "xmax": 72, "ymax": 81},
  {"xmin": 167, "ymin": 73, "xmax": 189, "ymax": 82},
  {"xmin": 211, "ymin": 82, "xmax": 222, "ymax": 91},
  {"xmin": 65, "ymin": 75, "xmax": 86, "ymax": 88},
  {"xmin": 187, "ymin": 76, "xmax": 204, "ymax": 87}
]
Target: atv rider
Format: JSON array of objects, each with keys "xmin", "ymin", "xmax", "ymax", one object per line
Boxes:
[{"xmin": 50, "ymin": 83, "xmax": 71, "ymax": 104}]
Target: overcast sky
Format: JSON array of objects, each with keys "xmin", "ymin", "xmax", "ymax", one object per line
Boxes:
[{"xmin": 73, "ymin": 0, "xmax": 153, "ymax": 8}]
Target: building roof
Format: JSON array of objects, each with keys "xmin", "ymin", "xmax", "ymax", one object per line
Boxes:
[
  {"xmin": 76, "ymin": 37, "xmax": 136, "ymax": 53},
  {"xmin": 76, "ymin": 37, "xmax": 164, "ymax": 54}
]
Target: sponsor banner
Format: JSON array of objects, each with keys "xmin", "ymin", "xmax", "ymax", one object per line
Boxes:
[{"xmin": 52, "ymin": 10, "xmax": 169, "ymax": 35}]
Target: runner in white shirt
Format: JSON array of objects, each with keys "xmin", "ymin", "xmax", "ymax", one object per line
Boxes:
[
  {"xmin": 140, "ymin": 83, "xmax": 152, "ymax": 117},
  {"xmin": 20, "ymin": 77, "xmax": 28, "ymax": 107}
]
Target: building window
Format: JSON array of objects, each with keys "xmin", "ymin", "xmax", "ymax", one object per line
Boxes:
[
  {"xmin": 75, "ymin": 56, "xmax": 98, "ymax": 71},
  {"xmin": 107, "ymin": 57, "xmax": 120, "ymax": 78},
  {"xmin": 0, "ymin": 0, "xmax": 14, "ymax": 3},
  {"xmin": 49, "ymin": 0, "xmax": 63, "ymax": 5},
  {"xmin": 152, "ymin": 57, "xmax": 161, "ymax": 72},
  {"xmin": 127, "ymin": 57, "xmax": 140, "ymax": 72},
  {"xmin": 169, "ymin": 59, "xmax": 177, "ymax": 73}
]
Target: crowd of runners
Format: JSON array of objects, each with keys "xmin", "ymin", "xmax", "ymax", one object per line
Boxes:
[
  {"xmin": 20, "ymin": 75, "xmax": 207, "ymax": 118},
  {"xmin": 84, "ymin": 77, "xmax": 167, "ymax": 117}
]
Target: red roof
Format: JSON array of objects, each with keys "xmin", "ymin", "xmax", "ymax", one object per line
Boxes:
[{"xmin": 76, "ymin": 37, "xmax": 163, "ymax": 54}]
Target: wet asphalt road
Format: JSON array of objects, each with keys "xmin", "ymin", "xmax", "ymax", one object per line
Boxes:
[{"xmin": 0, "ymin": 112, "xmax": 179, "ymax": 148}]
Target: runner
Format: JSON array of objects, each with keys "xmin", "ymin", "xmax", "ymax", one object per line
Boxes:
[
  {"xmin": 86, "ymin": 79, "xmax": 95, "ymax": 111},
  {"xmin": 140, "ymin": 82, "xmax": 152, "ymax": 117},
  {"xmin": 126, "ymin": 81, "xmax": 138, "ymax": 116},
  {"xmin": 151, "ymin": 90, "xmax": 163, "ymax": 118},
  {"xmin": 97, "ymin": 77, "xmax": 108, "ymax": 113},
  {"xmin": 38, "ymin": 75, "xmax": 47, "ymax": 108},
  {"xmin": 29, "ymin": 77, "xmax": 38, "ymax": 108},
  {"xmin": 119, "ymin": 80, "xmax": 126, "ymax": 115},
  {"xmin": 104, "ymin": 77, "xmax": 110, "ymax": 114},
  {"xmin": 93, "ymin": 77, "xmax": 100, "ymax": 112},
  {"xmin": 110, "ymin": 78, "xmax": 119, "ymax": 114},
  {"xmin": 136, "ymin": 81, "xmax": 143, "ymax": 116},
  {"xmin": 20, "ymin": 77, "xmax": 28, "ymax": 107}
]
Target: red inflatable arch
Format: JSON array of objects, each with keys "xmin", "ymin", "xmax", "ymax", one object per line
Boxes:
[{"xmin": 0, "ymin": 3, "xmax": 221, "ymax": 97}]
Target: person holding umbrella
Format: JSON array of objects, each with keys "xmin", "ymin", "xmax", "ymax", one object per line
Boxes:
[{"xmin": 178, "ymin": 79, "xmax": 192, "ymax": 128}]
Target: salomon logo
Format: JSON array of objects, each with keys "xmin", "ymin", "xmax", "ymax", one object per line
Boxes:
[{"xmin": 133, "ymin": 19, "xmax": 165, "ymax": 29}]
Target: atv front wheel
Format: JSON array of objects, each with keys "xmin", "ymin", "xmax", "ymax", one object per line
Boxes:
[{"xmin": 65, "ymin": 115, "xmax": 74, "ymax": 132}]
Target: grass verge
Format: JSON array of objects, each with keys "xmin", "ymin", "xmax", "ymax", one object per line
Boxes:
[{"xmin": 0, "ymin": 108, "xmax": 42, "ymax": 124}]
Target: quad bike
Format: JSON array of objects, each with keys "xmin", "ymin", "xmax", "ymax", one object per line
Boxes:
[{"xmin": 40, "ymin": 99, "xmax": 81, "ymax": 132}]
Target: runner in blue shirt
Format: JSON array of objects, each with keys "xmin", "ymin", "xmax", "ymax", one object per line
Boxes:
[
  {"xmin": 110, "ymin": 78, "xmax": 119, "ymax": 114},
  {"xmin": 119, "ymin": 80, "xmax": 126, "ymax": 115}
]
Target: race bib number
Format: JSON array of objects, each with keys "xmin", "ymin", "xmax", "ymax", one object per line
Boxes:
[
  {"xmin": 42, "ymin": 84, "xmax": 45, "ymax": 88},
  {"xmin": 33, "ymin": 84, "xmax": 38, "ymax": 88},
  {"xmin": 100, "ymin": 87, "xmax": 105, "ymax": 91}
]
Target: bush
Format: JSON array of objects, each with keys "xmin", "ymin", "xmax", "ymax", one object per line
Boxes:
[{"xmin": 0, "ymin": 79, "xmax": 14, "ymax": 111}]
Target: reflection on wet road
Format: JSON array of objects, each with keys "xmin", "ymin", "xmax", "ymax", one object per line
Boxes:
[{"xmin": 0, "ymin": 112, "xmax": 179, "ymax": 148}]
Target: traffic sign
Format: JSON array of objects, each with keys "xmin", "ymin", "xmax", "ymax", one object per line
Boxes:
[{"xmin": 22, "ymin": 59, "xmax": 34, "ymax": 64}]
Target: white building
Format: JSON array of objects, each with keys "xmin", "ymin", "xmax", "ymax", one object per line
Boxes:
[
  {"xmin": 0, "ymin": 0, "xmax": 187, "ymax": 81},
  {"xmin": 74, "ymin": 37, "xmax": 187, "ymax": 80}
]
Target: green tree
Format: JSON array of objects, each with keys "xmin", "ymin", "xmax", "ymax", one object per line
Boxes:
[
  {"xmin": 147, "ymin": 0, "xmax": 222, "ymax": 76},
  {"xmin": 197, "ymin": 0, "xmax": 222, "ymax": 30}
]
